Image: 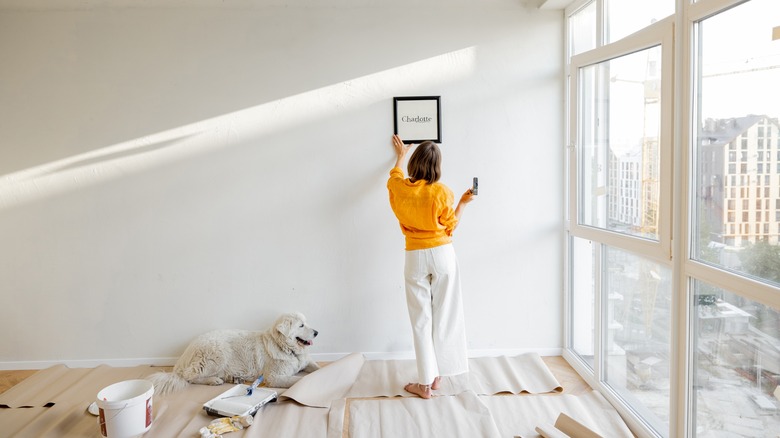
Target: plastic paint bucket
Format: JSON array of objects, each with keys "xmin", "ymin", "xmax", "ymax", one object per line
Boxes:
[{"xmin": 96, "ymin": 379, "xmax": 154, "ymax": 438}]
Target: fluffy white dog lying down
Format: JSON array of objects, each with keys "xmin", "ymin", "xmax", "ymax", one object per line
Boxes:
[{"xmin": 150, "ymin": 312, "xmax": 320, "ymax": 395}]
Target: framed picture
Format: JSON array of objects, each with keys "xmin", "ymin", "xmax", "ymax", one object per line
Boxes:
[{"xmin": 393, "ymin": 96, "xmax": 441, "ymax": 144}]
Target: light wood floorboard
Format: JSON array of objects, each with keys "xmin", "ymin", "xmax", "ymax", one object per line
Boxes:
[{"xmin": 0, "ymin": 370, "xmax": 38, "ymax": 396}]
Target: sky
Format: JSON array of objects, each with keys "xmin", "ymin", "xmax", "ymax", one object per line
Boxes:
[{"xmin": 700, "ymin": 0, "xmax": 780, "ymax": 120}]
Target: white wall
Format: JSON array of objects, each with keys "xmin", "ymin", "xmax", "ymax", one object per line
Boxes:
[{"xmin": 0, "ymin": 0, "xmax": 564, "ymax": 368}]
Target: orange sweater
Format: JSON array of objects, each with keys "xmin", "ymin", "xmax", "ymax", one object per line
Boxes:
[{"xmin": 387, "ymin": 167, "xmax": 459, "ymax": 250}]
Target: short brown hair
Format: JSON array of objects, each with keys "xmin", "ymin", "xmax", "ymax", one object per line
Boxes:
[{"xmin": 407, "ymin": 141, "xmax": 441, "ymax": 184}]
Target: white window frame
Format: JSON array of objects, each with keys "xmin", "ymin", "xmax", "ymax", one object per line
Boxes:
[{"xmin": 565, "ymin": 15, "xmax": 675, "ymax": 438}]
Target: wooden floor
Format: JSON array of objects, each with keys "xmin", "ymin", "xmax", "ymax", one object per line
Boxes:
[
  {"xmin": 0, "ymin": 370, "xmax": 38, "ymax": 396},
  {"xmin": 0, "ymin": 356, "xmax": 590, "ymax": 396},
  {"xmin": 540, "ymin": 356, "xmax": 591, "ymax": 395}
]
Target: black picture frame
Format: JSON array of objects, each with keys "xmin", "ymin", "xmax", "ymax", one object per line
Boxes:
[{"xmin": 393, "ymin": 96, "xmax": 441, "ymax": 144}]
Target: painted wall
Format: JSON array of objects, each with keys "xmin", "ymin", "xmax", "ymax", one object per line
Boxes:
[{"xmin": 0, "ymin": 1, "xmax": 564, "ymax": 367}]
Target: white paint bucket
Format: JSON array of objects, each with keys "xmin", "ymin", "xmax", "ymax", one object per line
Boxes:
[{"xmin": 96, "ymin": 379, "xmax": 154, "ymax": 438}]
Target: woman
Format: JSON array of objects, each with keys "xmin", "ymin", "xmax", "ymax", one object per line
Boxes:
[{"xmin": 387, "ymin": 134, "xmax": 476, "ymax": 399}]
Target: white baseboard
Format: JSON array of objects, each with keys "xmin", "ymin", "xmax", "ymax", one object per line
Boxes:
[
  {"xmin": 467, "ymin": 347, "xmax": 563, "ymax": 358},
  {"xmin": 0, "ymin": 347, "xmax": 562, "ymax": 370},
  {"xmin": 0, "ymin": 357, "xmax": 179, "ymax": 370}
]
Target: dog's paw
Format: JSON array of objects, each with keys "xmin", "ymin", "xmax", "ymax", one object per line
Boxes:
[{"xmin": 205, "ymin": 377, "xmax": 224, "ymax": 386}]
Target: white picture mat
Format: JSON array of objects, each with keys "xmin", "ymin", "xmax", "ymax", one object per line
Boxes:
[{"xmin": 395, "ymin": 99, "xmax": 440, "ymax": 142}]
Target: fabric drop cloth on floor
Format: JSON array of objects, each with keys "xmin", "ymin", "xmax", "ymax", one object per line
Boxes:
[{"xmin": 0, "ymin": 352, "xmax": 632, "ymax": 437}]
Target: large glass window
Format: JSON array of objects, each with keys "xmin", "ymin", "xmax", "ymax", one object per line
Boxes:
[
  {"xmin": 692, "ymin": 281, "xmax": 780, "ymax": 436},
  {"xmin": 605, "ymin": 247, "xmax": 671, "ymax": 432},
  {"xmin": 567, "ymin": 13, "xmax": 673, "ymax": 437},
  {"xmin": 578, "ymin": 46, "xmax": 662, "ymax": 241},
  {"xmin": 569, "ymin": 1, "xmax": 597, "ymax": 57},
  {"xmin": 567, "ymin": 1, "xmax": 780, "ymax": 437},
  {"xmin": 571, "ymin": 236, "xmax": 596, "ymax": 368},
  {"xmin": 693, "ymin": 0, "xmax": 780, "ymax": 289}
]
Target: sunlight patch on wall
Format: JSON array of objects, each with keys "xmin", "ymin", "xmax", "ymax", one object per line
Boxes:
[{"xmin": 0, "ymin": 47, "xmax": 476, "ymax": 210}]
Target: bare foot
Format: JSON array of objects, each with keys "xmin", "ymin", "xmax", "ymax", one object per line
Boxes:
[
  {"xmin": 404, "ymin": 383, "xmax": 432, "ymax": 399},
  {"xmin": 431, "ymin": 376, "xmax": 441, "ymax": 390}
]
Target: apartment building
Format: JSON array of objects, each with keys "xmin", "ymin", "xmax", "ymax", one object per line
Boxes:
[{"xmin": 699, "ymin": 115, "xmax": 780, "ymax": 248}]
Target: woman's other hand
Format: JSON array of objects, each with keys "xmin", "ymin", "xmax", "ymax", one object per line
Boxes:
[
  {"xmin": 460, "ymin": 189, "xmax": 476, "ymax": 204},
  {"xmin": 453, "ymin": 188, "xmax": 476, "ymax": 224}
]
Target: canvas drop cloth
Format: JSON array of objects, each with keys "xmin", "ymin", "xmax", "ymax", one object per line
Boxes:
[
  {"xmin": 481, "ymin": 392, "xmax": 635, "ymax": 438},
  {"xmin": 345, "ymin": 353, "xmax": 563, "ymax": 398},
  {"xmin": 330, "ymin": 391, "xmax": 633, "ymax": 438},
  {"xmin": 0, "ymin": 353, "xmax": 633, "ymax": 437}
]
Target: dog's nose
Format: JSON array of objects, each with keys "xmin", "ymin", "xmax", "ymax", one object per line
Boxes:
[{"xmin": 313, "ymin": 330, "xmax": 319, "ymax": 338}]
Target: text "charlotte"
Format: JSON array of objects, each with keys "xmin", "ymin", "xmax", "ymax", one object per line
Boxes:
[{"xmin": 402, "ymin": 116, "xmax": 432, "ymax": 123}]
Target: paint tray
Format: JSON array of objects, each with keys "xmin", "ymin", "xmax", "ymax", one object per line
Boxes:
[{"xmin": 202, "ymin": 384, "xmax": 277, "ymax": 417}]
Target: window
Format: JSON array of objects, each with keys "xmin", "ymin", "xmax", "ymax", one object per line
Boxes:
[
  {"xmin": 569, "ymin": 1, "xmax": 597, "ymax": 57},
  {"xmin": 566, "ymin": 0, "xmax": 780, "ymax": 437},
  {"xmin": 570, "ymin": 236, "xmax": 596, "ymax": 368},
  {"xmin": 691, "ymin": 282, "xmax": 780, "ymax": 435},
  {"xmin": 567, "ymin": 5, "xmax": 673, "ymax": 435},
  {"xmin": 605, "ymin": 0, "xmax": 674, "ymax": 43},
  {"xmin": 693, "ymin": 0, "xmax": 780, "ymax": 284},
  {"xmin": 576, "ymin": 45, "xmax": 663, "ymax": 242},
  {"xmin": 604, "ymin": 247, "xmax": 671, "ymax": 430}
]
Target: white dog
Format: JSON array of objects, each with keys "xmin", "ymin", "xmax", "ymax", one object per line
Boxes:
[{"xmin": 150, "ymin": 312, "xmax": 320, "ymax": 395}]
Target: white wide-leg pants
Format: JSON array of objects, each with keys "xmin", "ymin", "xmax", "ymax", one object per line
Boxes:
[{"xmin": 404, "ymin": 243, "xmax": 469, "ymax": 385}]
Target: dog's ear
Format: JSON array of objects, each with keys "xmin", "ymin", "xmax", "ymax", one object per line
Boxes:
[{"xmin": 276, "ymin": 318, "xmax": 293, "ymax": 338}]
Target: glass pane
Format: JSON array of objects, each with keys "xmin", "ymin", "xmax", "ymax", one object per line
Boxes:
[
  {"xmin": 604, "ymin": 247, "xmax": 671, "ymax": 435},
  {"xmin": 569, "ymin": 1, "xmax": 597, "ymax": 57},
  {"xmin": 578, "ymin": 45, "xmax": 662, "ymax": 241},
  {"xmin": 693, "ymin": 0, "xmax": 780, "ymax": 288},
  {"xmin": 692, "ymin": 281, "xmax": 780, "ymax": 436},
  {"xmin": 606, "ymin": 0, "xmax": 674, "ymax": 43},
  {"xmin": 571, "ymin": 236, "xmax": 596, "ymax": 368}
]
